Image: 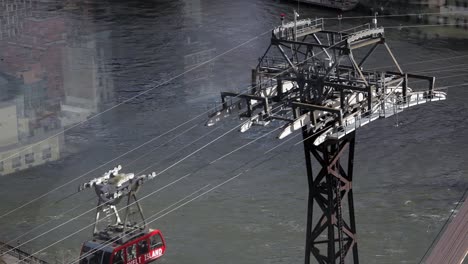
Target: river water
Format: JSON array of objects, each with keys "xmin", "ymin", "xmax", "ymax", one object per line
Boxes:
[{"xmin": 0, "ymin": 0, "xmax": 467, "ymax": 263}]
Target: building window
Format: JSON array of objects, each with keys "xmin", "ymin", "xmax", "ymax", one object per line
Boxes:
[
  {"xmin": 12, "ymin": 156, "xmax": 21, "ymax": 168},
  {"xmin": 0, "ymin": 161, "xmax": 3, "ymax": 172},
  {"xmin": 25, "ymin": 153, "xmax": 34, "ymax": 164},
  {"xmin": 42, "ymin": 148, "xmax": 52, "ymax": 160}
]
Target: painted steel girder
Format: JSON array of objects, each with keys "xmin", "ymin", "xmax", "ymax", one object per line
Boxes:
[{"xmin": 303, "ymin": 132, "xmax": 358, "ymax": 264}]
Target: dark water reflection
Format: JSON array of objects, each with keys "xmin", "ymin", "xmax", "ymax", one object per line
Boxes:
[{"xmin": 0, "ymin": 0, "xmax": 467, "ymax": 263}]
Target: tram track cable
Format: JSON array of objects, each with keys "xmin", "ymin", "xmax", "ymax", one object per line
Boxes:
[
  {"xmin": 3, "ymin": 196, "xmax": 94, "ymax": 248},
  {"xmin": 73, "ymin": 75, "xmax": 467, "ymax": 264},
  {"xmin": 2, "ymin": 126, "xmax": 223, "ymax": 250},
  {"xmin": 322, "ymin": 11, "xmax": 468, "ymax": 20},
  {"xmin": 64, "ymin": 177, "xmax": 239, "ymax": 264},
  {"xmin": 68, "ymin": 135, "xmax": 300, "ymax": 264},
  {"xmin": 124, "ymin": 124, "xmax": 199, "ymax": 169},
  {"xmin": 0, "ymin": 26, "xmax": 312, "ymax": 220},
  {"xmin": 5, "ymin": 22, "xmax": 462, "ymax": 257},
  {"xmin": 0, "ymin": 118, "xmax": 202, "ymax": 220},
  {"xmin": 385, "ymin": 22, "xmax": 468, "ymax": 29},
  {"xmin": 0, "ymin": 9, "xmax": 463, "ymax": 172},
  {"xmin": 21, "ymin": 108, "xmax": 296, "ymax": 264},
  {"xmin": 1, "ymin": 103, "xmax": 286, "ymax": 258},
  {"xmin": 0, "ymin": 22, "xmax": 357, "ymax": 221},
  {"xmin": 0, "ymin": 21, "xmax": 460, "ymax": 244},
  {"xmin": 3, "ymin": 25, "xmax": 357, "ymax": 256},
  {"xmin": 370, "ymin": 54, "xmax": 468, "ymax": 71},
  {"xmin": 42, "ymin": 183, "xmax": 212, "ymax": 264},
  {"xmin": 0, "ymin": 28, "xmax": 273, "ymax": 176},
  {"xmin": 17, "ymin": 68, "xmax": 466, "ymax": 262},
  {"xmin": 0, "ymin": 173, "xmax": 191, "ymax": 259},
  {"xmin": 9, "ymin": 29, "xmax": 392, "ymax": 251},
  {"xmin": 5, "ymin": 30, "xmax": 464, "ymax": 261},
  {"xmin": 2, "ymin": 19, "xmax": 462, "ymax": 221}
]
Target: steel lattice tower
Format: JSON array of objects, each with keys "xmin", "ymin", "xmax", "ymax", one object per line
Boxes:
[{"xmin": 207, "ymin": 14, "xmax": 447, "ymax": 264}]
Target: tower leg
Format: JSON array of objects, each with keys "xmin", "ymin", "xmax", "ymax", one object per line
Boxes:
[{"xmin": 303, "ymin": 130, "xmax": 359, "ymax": 264}]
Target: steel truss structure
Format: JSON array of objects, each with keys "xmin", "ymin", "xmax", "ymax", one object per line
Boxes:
[
  {"xmin": 78, "ymin": 165, "xmax": 157, "ymax": 243},
  {"xmin": 301, "ymin": 129, "xmax": 358, "ymax": 264},
  {"xmin": 207, "ymin": 15, "xmax": 446, "ymax": 263}
]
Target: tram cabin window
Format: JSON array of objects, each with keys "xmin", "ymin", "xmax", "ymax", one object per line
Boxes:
[
  {"xmin": 138, "ymin": 239, "xmax": 149, "ymax": 254},
  {"xmin": 102, "ymin": 252, "xmax": 111, "ymax": 264},
  {"xmin": 150, "ymin": 234, "xmax": 163, "ymax": 249},
  {"xmin": 113, "ymin": 249, "xmax": 124, "ymax": 264},
  {"xmin": 127, "ymin": 244, "xmax": 137, "ymax": 261},
  {"xmin": 80, "ymin": 246, "xmax": 103, "ymax": 264}
]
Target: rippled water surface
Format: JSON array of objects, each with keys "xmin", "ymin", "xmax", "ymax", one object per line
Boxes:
[{"xmin": 0, "ymin": 0, "xmax": 467, "ymax": 263}]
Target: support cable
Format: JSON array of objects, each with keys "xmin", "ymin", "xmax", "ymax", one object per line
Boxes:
[
  {"xmin": 53, "ymin": 184, "xmax": 212, "ymax": 264},
  {"xmin": 0, "ymin": 173, "xmax": 191, "ymax": 259},
  {"xmin": 2, "ymin": 126, "xmax": 222, "ymax": 249},
  {"xmin": 1, "ymin": 21, "xmax": 360, "ymax": 221},
  {"xmin": 2, "ymin": 104, "xmax": 286, "ymax": 258},
  {"xmin": 0, "ymin": 119, "xmax": 201, "ymax": 219},
  {"xmin": 4, "ymin": 20, "xmax": 361, "ymax": 253},
  {"xmin": 8, "ymin": 21, "xmax": 464, "ymax": 256},
  {"xmin": 0, "ymin": 24, "xmax": 340, "ymax": 220},
  {"xmin": 323, "ymin": 11, "xmax": 468, "ymax": 20},
  {"xmin": 124, "ymin": 124, "xmax": 199, "ymax": 168},
  {"xmin": 3, "ymin": 197, "xmax": 94, "ymax": 247},
  {"xmin": 11, "ymin": 19, "xmax": 461, "ymax": 227},
  {"xmin": 370, "ymin": 54, "xmax": 468, "ymax": 71},
  {"xmin": 70, "ymin": 132, "xmax": 300, "ymax": 264},
  {"xmin": 23, "ymin": 115, "xmax": 298, "ymax": 264},
  {"xmin": 0, "ymin": 28, "xmax": 273, "ymax": 178},
  {"xmin": 5, "ymin": 18, "xmax": 446, "ymax": 221}
]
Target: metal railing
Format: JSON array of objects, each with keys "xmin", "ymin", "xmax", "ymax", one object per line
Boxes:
[
  {"xmin": 340, "ymin": 23, "xmax": 371, "ymax": 34},
  {"xmin": 273, "ymin": 18, "xmax": 324, "ymax": 40},
  {"xmin": 258, "ymin": 56, "xmax": 290, "ymax": 71}
]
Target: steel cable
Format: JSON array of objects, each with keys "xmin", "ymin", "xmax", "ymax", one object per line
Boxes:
[
  {"xmin": 21, "ymin": 105, "xmax": 292, "ymax": 264},
  {"xmin": 322, "ymin": 11, "xmax": 468, "ymax": 20},
  {"xmin": 0, "ymin": 28, "xmax": 273, "ymax": 220},
  {"xmin": 0, "ymin": 119, "xmax": 201, "ymax": 219},
  {"xmin": 8, "ymin": 20, "xmax": 468, "ymax": 260},
  {"xmin": 1, "ymin": 126, "xmax": 223, "ymax": 249},
  {"xmin": 2, "ymin": 19, "xmax": 464, "ymax": 221},
  {"xmin": 1, "ymin": 103, "xmax": 286, "ymax": 258},
  {"xmin": 2, "ymin": 23, "xmax": 349, "ymax": 255},
  {"xmin": 67, "ymin": 132, "xmax": 300, "ymax": 264},
  {"xmin": 10, "ymin": 31, "xmax": 365, "ymax": 254},
  {"xmin": 0, "ymin": 28, "xmax": 273, "ymax": 167}
]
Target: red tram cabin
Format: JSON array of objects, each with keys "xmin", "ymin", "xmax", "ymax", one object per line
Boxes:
[{"xmin": 80, "ymin": 229, "xmax": 166, "ymax": 264}]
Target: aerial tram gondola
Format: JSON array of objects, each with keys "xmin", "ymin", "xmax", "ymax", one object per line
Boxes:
[{"xmin": 77, "ymin": 165, "xmax": 166, "ymax": 264}]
